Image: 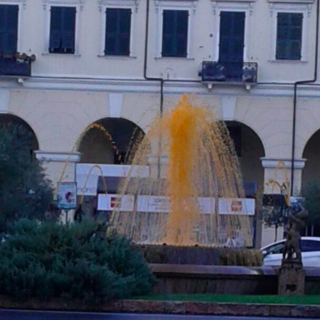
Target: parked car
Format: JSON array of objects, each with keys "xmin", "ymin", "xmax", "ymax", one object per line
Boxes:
[{"xmin": 261, "ymin": 237, "xmax": 320, "ymax": 267}]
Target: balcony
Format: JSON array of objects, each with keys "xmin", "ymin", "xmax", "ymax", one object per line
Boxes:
[
  {"xmin": 0, "ymin": 53, "xmax": 36, "ymax": 77},
  {"xmin": 199, "ymin": 61, "xmax": 258, "ymax": 88}
]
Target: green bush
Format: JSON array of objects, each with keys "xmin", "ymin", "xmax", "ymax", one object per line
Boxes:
[{"xmin": 0, "ymin": 219, "xmax": 155, "ymax": 301}]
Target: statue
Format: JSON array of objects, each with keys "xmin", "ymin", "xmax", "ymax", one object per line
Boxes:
[
  {"xmin": 282, "ymin": 204, "xmax": 308, "ymax": 265},
  {"xmin": 278, "ymin": 202, "xmax": 308, "ymax": 295}
]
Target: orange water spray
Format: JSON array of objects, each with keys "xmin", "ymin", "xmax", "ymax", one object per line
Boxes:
[{"xmin": 111, "ymin": 95, "xmax": 252, "ymax": 247}]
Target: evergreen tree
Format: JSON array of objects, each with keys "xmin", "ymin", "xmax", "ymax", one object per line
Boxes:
[
  {"xmin": 302, "ymin": 181, "xmax": 320, "ymax": 235},
  {"xmin": 0, "ymin": 122, "xmax": 53, "ymax": 232}
]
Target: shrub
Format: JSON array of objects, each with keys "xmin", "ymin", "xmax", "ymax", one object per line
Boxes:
[{"xmin": 0, "ymin": 219, "xmax": 155, "ymax": 301}]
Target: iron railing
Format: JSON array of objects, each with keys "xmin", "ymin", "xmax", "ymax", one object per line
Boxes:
[
  {"xmin": 0, "ymin": 53, "xmax": 36, "ymax": 77},
  {"xmin": 199, "ymin": 61, "xmax": 258, "ymax": 83}
]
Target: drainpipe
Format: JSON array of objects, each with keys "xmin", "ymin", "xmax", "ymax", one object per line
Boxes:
[
  {"xmin": 291, "ymin": 0, "xmax": 319, "ymax": 196},
  {"xmin": 144, "ymin": 0, "xmax": 202, "ymax": 114},
  {"xmin": 144, "ymin": 0, "xmax": 164, "ymax": 114}
]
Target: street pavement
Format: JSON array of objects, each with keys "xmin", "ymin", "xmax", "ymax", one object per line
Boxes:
[{"xmin": 0, "ymin": 310, "xmax": 316, "ymax": 320}]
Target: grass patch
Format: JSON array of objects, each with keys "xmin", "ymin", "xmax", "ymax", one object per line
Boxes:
[{"xmin": 134, "ymin": 294, "xmax": 320, "ymax": 305}]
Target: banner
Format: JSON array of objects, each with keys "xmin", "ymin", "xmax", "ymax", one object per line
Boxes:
[
  {"xmin": 57, "ymin": 182, "xmax": 77, "ymax": 210},
  {"xmin": 97, "ymin": 194, "xmax": 135, "ymax": 212},
  {"xmin": 96, "ymin": 193, "xmax": 255, "ymax": 216},
  {"xmin": 218, "ymin": 198, "xmax": 255, "ymax": 215},
  {"xmin": 137, "ymin": 196, "xmax": 170, "ymax": 213},
  {"xmin": 136, "ymin": 196, "xmax": 216, "ymax": 214}
]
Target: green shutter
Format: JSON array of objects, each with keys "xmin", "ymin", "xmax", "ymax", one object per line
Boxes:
[
  {"xmin": 162, "ymin": 10, "xmax": 188, "ymax": 57},
  {"xmin": 105, "ymin": 8, "xmax": 131, "ymax": 56},
  {"xmin": 0, "ymin": 5, "xmax": 18, "ymax": 54},
  {"xmin": 276, "ymin": 13, "xmax": 302, "ymax": 60},
  {"xmin": 49, "ymin": 7, "xmax": 76, "ymax": 54}
]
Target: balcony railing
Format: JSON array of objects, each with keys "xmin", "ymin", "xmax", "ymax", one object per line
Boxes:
[
  {"xmin": 0, "ymin": 53, "xmax": 36, "ymax": 77},
  {"xmin": 199, "ymin": 61, "xmax": 258, "ymax": 84}
]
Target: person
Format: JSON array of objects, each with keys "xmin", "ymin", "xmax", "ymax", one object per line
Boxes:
[{"xmin": 74, "ymin": 204, "xmax": 84, "ymax": 222}]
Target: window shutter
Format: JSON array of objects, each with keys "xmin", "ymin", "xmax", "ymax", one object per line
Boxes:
[
  {"xmin": 176, "ymin": 11, "xmax": 188, "ymax": 57},
  {"xmin": 276, "ymin": 13, "xmax": 302, "ymax": 60},
  {"xmin": 62, "ymin": 7, "xmax": 76, "ymax": 53},
  {"xmin": 49, "ymin": 7, "xmax": 63, "ymax": 53},
  {"xmin": 162, "ymin": 10, "xmax": 175, "ymax": 57},
  {"xmin": 50, "ymin": 6, "xmax": 76, "ymax": 54},
  {"xmin": 105, "ymin": 8, "xmax": 131, "ymax": 56},
  {"xmin": 119, "ymin": 9, "xmax": 131, "ymax": 55},
  {"xmin": 162, "ymin": 10, "xmax": 188, "ymax": 58},
  {"xmin": 219, "ymin": 12, "xmax": 232, "ymax": 62},
  {"xmin": 0, "ymin": 6, "xmax": 6, "ymax": 53},
  {"xmin": 105, "ymin": 8, "xmax": 117, "ymax": 55},
  {"xmin": 6, "ymin": 5, "xmax": 18, "ymax": 53},
  {"xmin": 0, "ymin": 5, "xmax": 18, "ymax": 54},
  {"xmin": 290, "ymin": 13, "xmax": 302, "ymax": 60}
]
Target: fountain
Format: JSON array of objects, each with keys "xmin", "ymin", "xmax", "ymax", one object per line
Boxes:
[{"xmin": 110, "ymin": 94, "xmax": 253, "ymax": 247}]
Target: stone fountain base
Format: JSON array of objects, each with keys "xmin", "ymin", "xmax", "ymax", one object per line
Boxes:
[
  {"xmin": 278, "ymin": 260, "xmax": 305, "ymax": 295},
  {"xmin": 138, "ymin": 244, "xmax": 262, "ymax": 266}
]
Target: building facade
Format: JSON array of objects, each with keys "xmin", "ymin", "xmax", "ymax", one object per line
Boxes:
[{"xmin": 1, "ymin": 0, "xmax": 320, "ymax": 247}]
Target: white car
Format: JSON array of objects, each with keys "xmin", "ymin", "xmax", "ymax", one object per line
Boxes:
[{"xmin": 261, "ymin": 237, "xmax": 320, "ymax": 267}]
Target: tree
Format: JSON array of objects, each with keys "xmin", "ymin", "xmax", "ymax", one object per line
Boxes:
[
  {"xmin": 0, "ymin": 122, "xmax": 53, "ymax": 232},
  {"xmin": 261, "ymin": 194, "xmax": 287, "ymax": 242},
  {"xmin": 302, "ymin": 181, "xmax": 320, "ymax": 235}
]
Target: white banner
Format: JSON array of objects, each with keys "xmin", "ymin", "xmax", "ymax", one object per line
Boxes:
[
  {"xmin": 97, "ymin": 194, "xmax": 135, "ymax": 211},
  {"xmin": 137, "ymin": 196, "xmax": 170, "ymax": 213},
  {"xmin": 76, "ymin": 164, "xmax": 149, "ymax": 196},
  {"xmin": 136, "ymin": 196, "xmax": 216, "ymax": 214},
  {"xmin": 197, "ymin": 197, "xmax": 216, "ymax": 214},
  {"xmin": 218, "ymin": 198, "xmax": 255, "ymax": 215}
]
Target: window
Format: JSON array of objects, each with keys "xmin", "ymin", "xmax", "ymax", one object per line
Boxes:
[
  {"xmin": 49, "ymin": 6, "xmax": 76, "ymax": 54},
  {"xmin": 162, "ymin": 10, "xmax": 188, "ymax": 58},
  {"xmin": 276, "ymin": 13, "xmax": 303, "ymax": 60},
  {"xmin": 105, "ymin": 8, "xmax": 131, "ymax": 56},
  {"xmin": 0, "ymin": 5, "xmax": 18, "ymax": 54},
  {"xmin": 301, "ymin": 240, "xmax": 320, "ymax": 252},
  {"xmin": 266, "ymin": 242, "xmax": 285, "ymax": 255}
]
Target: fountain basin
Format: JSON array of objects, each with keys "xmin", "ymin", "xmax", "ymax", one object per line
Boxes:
[
  {"xmin": 149, "ymin": 264, "xmax": 320, "ymax": 295},
  {"xmin": 138, "ymin": 245, "xmax": 262, "ymax": 266}
]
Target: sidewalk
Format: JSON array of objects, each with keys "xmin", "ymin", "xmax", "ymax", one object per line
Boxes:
[{"xmin": 0, "ymin": 297, "xmax": 319, "ymax": 318}]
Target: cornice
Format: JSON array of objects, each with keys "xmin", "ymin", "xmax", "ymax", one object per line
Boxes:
[
  {"xmin": 0, "ymin": 76, "xmax": 318, "ymax": 99},
  {"xmin": 261, "ymin": 158, "xmax": 306, "ymax": 169},
  {"xmin": 35, "ymin": 151, "xmax": 81, "ymax": 163},
  {"xmin": 267, "ymin": 0, "xmax": 314, "ymax": 4}
]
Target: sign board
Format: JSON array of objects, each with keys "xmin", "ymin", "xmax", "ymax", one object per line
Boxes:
[
  {"xmin": 76, "ymin": 164, "xmax": 150, "ymax": 196},
  {"xmin": 57, "ymin": 182, "xmax": 77, "ymax": 210},
  {"xmin": 136, "ymin": 196, "xmax": 216, "ymax": 214},
  {"xmin": 219, "ymin": 198, "xmax": 255, "ymax": 216},
  {"xmin": 137, "ymin": 196, "xmax": 170, "ymax": 213},
  {"xmin": 97, "ymin": 194, "xmax": 135, "ymax": 212},
  {"xmin": 197, "ymin": 197, "xmax": 216, "ymax": 214},
  {"xmin": 97, "ymin": 193, "xmax": 255, "ymax": 215}
]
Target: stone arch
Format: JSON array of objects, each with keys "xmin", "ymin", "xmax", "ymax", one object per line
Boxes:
[
  {"xmin": 225, "ymin": 120, "xmax": 266, "ymax": 197},
  {"xmin": 78, "ymin": 117, "xmax": 145, "ymax": 165},
  {"xmin": 302, "ymin": 128, "xmax": 320, "ymax": 190},
  {"xmin": 0, "ymin": 113, "xmax": 39, "ymax": 153}
]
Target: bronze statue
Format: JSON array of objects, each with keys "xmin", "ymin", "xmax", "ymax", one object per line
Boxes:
[{"xmin": 282, "ymin": 204, "xmax": 308, "ymax": 264}]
